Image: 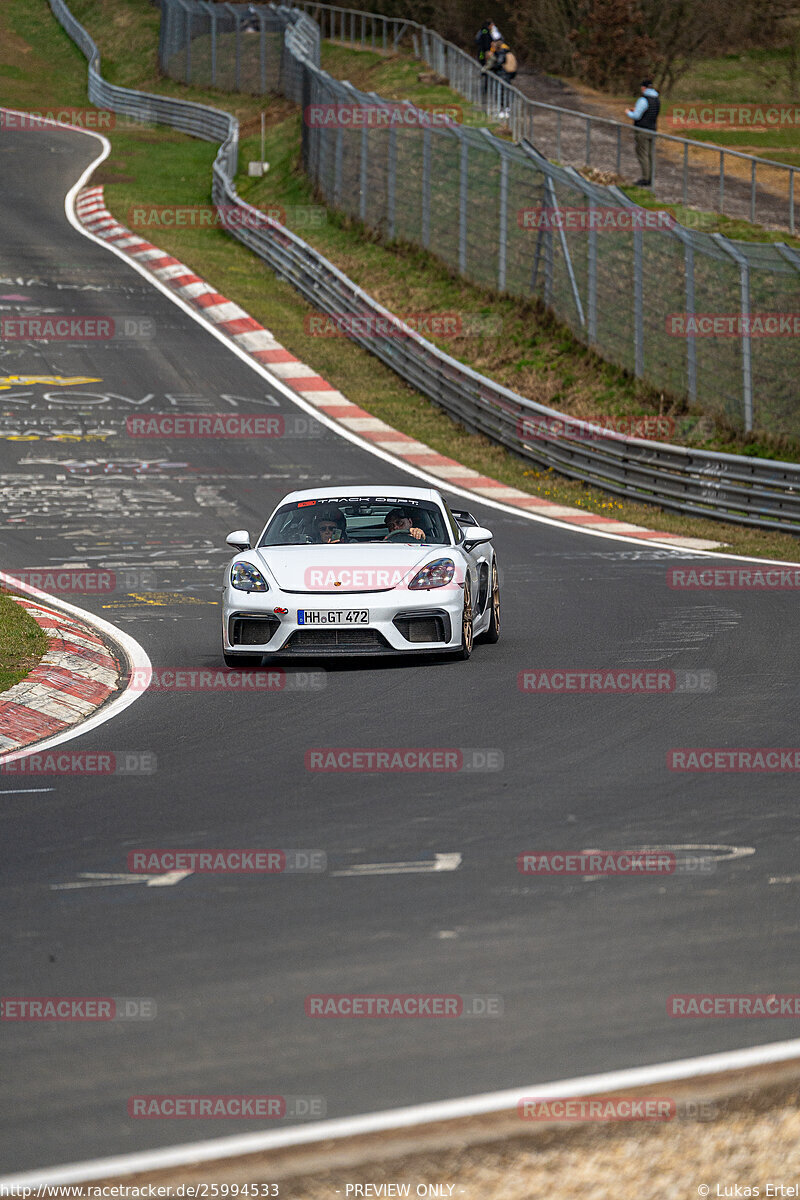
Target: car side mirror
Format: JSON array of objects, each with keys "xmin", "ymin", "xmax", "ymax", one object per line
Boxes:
[
  {"xmin": 463, "ymin": 526, "xmax": 493, "ymax": 551},
  {"xmin": 226, "ymin": 529, "xmax": 251, "ymax": 550}
]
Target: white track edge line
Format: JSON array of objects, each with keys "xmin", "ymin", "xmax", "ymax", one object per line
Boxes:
[
  {"xmin": 3, "ymin": 1036, "xmax": 799, "ymax": 1185},
  {"xmin": 0, "ymin": 569, "xmax": 152, "ymax": 766}
]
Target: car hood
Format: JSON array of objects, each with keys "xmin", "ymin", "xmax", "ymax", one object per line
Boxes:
[{"xmin": 254, "ymin": 543, "xmax": 440, "ymax": 593}]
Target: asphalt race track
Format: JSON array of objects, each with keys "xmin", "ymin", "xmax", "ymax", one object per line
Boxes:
[{"xmin": 2, "ymin": 124, "xmax": 799, "ymax": 1174}]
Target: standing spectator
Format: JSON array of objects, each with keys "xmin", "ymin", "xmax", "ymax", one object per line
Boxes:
[
  {"xmin": 475, "ymin": 18, "xmax": 493, "ymax": 102},
  {"xmin": 486, "ymin": 40, "xmax": 518, "ymax": 120},
  {"xmin": 626, "ymin": 78, "xmax": 660, "ymax": 187},
  {"xmin": 475, "ymin": 18, "xmax": 493, "ymax": 64}
]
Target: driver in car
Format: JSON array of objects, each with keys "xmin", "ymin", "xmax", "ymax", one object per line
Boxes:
[
  {"xmin": 384, "ymin": 507, "xmax": 425, "ymax": 541},
  {"xmin": 313, "ymin": 506, "xmax": 349, "ymax": 543}
]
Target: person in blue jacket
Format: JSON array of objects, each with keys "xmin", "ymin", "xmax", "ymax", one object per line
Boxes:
[{"xmin": 626, "ymin": 79, "xmax": 660, "ymax": 186}]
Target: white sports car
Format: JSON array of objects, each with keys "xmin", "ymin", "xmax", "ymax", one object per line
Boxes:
[{"xmin": 221, "ymin": 485, "xmax": 499, "ymax": 661}]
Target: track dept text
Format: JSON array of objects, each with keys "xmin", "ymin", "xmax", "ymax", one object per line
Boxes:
[
  {"xmin": 128, "ymin": 851, "xmax": 286, "ymax": 872},
  {"xmin": 304, "ymin": 313, "xmax": 461, "ymax": 338},
  {"xmin": 669, "ymin": 105, "xmax": 800, "ymax": 128},
  {"xmin": 0, "ymin": 108, "xmax": 114, "ymax": 130},
  {"xmin": 518, "ymin": 852, "xmax": 675, "ymax": 875},
  {"xmin": 668, "ymin": 568, "xmax": 800, "ymax": 589},
  {"xmin": 2, "ymin": 998, "xmax": 114, "ymax": 1019},
  {"xmin": 0, "ymin": 753, "xmax": 114, "ymax": 775},
  {"xmin": 518, "ymin": 1098, "xmax": 675, "ymax": 1120},
  {"xmin": 517, "ymin": 206, "xmax": 676, "ymax": 231},
  {"xmin": 668, "ymin": 749, "xmax": 800, "ymax": 771},
  {"xmin": 128, "ymin": 205, "xmax": 285, "ymax": 228},
  {"xmin": 128, "ymin": 1096, "xmax": 286, "ymax": 1118},
  {"xmin": 1, "ymin": 317, "xmax": 113, "ymax": 340},
  {"xmin": 4, "ymin": 570, "xmax": 115, "ymax": 593},
  {"xmin": 519, "ymin": 670, "xmax": 674, "ymax": 692},
  {"xmin": 305, "ymin": 750, "xmax": 461, "ymax": 770},
  {"xmin": 669, "ymin": 994, "xmax": 800, "ymax": 1017},
  {"xmin": 667, "ymin": 313, "xmax": 800, "ymax": 336},
  {"xmin": 304, "ymin": 104, "xmax": 460, "ymax": 128},
  {"xmin": 127, "ymin": 415, "xmax": 283, "ymax": 437},
  {"xmin": 305, "ymin": 995, "xmax": 461, "ymax": 1017}
]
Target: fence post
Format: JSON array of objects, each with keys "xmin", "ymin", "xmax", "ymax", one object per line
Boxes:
[
  {"xmin": 498, "ymin": 152, "xmax": 508, "ymax": 292},
  {"xmin": 683, "ymin": 238, "xmax": 697, "ymax": 406},
  {"xmin": 360, "ymin": 123, "xmax": 368, "ymax": 222},
  {"xmin": 260, "ymin": 11, "xmax": 266, "ymax": 93},
  {"xmin": 633, "ymin": 223, "xmax": 644, "ymax": 378},
  {"xmin": 184, "ymin": 1, "xmax": 192, "ymax": 83},
  {"xmin": 459, "ymin": 138, "xmax": 468, "ymax": 274},
  {"xmin": 422, "ymin": 126, "xmax": 431, "ymax": 249},
  {"xmin": 387, "ymin": 124, "xmax": 396, "ymax": 239},
  {"xmin": 334, "ymin": 126, "xmax": 343, "ymax": 208},
  {"xmin": 715, "ymin": 235, "xmax": 753, "ymax": 432},
  {"xmin": 587, "ymin": 196, "xmax": 597, "ymax": 343}
]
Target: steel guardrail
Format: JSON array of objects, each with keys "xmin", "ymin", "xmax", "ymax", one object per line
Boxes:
[{"xmin": 48, "ymin": 0, "xmax": 800, "ymax": 533}]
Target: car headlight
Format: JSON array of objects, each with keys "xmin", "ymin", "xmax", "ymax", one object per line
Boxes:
[
  {"xmin": 408, "ymin": 558, "xmax": 455, "ymax": 590},
  {"xmin": 230, "ymin": 561, "xmax": 269, "ymax": 592}
]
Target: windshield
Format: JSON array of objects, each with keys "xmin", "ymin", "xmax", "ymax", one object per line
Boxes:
[{"xmin": 259, "ymin": 496, "xmax": 452, "ymax": 547}]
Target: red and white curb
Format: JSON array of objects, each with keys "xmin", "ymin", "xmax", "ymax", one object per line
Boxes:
[
  {"xmin": 0, "ymin": 593, "xmax": 120, "ymax": 754},
  {"xmin": 74, "ymin": 186, "xmax": 720, "ymax": 552}
]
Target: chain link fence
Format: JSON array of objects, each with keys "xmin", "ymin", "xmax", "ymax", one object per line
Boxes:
[
  {"xmin": 50, "ymin": 0, "xmax": 800, "ymax": 530},
  {"xmin": 157, "ymin": 0, "xmax": 800, "ymax": 441}
]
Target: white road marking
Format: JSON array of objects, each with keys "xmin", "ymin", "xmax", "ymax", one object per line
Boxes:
[
  {"xmin": 769, "ymin": 875, "xmax": 800, "ymax": 885},
  {"xmin": 0, "ymin": 570, "xmax": 152, "ymax": 767},
  {"xmin": 331, "ymin": 852, "xmax": 462, "ymax": 877},
  {"xmin": 4, "ymin": 1037, "xmax": 800, "ymax": 1186},
  {"xmin": 0, "ymin": 788, "xmax": 55, "ymax": 794},
  {"xmin": 50, "ymin": 871, "xmax": 192, "ymax": 890},
  {"xmin": 578, "ymin": 844, "xmax": 755, "ymax": 881}
]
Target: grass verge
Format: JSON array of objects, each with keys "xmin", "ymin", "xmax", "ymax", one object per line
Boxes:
[
  {"xmin": 0, "ymin": 592, "xmax": 48, "ymax": 694},
  {"xmin": 4, "ymin": 1, "xmax": 800, "ymax": 561}
]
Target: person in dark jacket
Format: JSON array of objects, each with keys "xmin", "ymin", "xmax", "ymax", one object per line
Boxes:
[
  {"xmin": 626, "ymin": 79, "xmax": 660, "ymax": 186},
  {"xmin": 475, "ymin": 18, "xmax": 493, "ymax": 100},
  {"xmin": 486, "ymin": 41, "xmax": 517, "ymax": 120}
]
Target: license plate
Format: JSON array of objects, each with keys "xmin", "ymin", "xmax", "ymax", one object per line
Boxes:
[{"xmin": 297, "ymin": 609, "xmax": 369, "ymax": 625}]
